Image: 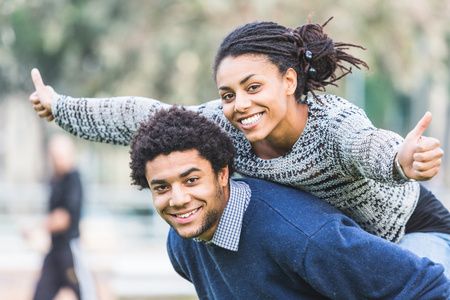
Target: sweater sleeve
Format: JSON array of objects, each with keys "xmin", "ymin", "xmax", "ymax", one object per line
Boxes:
[
  {"xmin": 52, "ymin": 95, "xmax": 221, "ymax": 146},
  {"xmin": 52, "ymin": 94, "xmax": 172, "ymax": 145},
  {"xmin": 302, "ymin": 217, "xmax": 450, "ymax": 299},
  {"xmin": 329, "ymin": 107, "xmax": 405, "ymax": 184}
]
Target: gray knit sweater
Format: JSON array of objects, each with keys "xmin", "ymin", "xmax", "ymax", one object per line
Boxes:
[{"xmin": 52, "ymin": 93, "xmax": 420, "ymax": 242}]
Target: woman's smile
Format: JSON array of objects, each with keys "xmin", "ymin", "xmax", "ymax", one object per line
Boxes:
[{"xmin": 239, "ymin": 112, "xmax": 263, "ymax": 128}]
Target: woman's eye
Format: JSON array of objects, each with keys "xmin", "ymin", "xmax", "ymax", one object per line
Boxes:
[
  {"xmin": 248, "ymin": 84, "xmax": 260, "ymax": 92},
  {"xmin": 221, "ymin": 93, "xmax": 235, "ymax": 102}
]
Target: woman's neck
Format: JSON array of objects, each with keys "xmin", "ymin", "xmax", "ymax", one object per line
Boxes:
[{"xmin": 251, "ymin": 102, "xmax": 308, "ymax": 159}]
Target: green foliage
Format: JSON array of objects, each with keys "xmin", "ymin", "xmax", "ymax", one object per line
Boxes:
[
  {"xmin": 1, "ymin": 0, "xmax": 449, "ymax": 129},
  {"xmin": 365, "ymin": 74, "xmax": 402, "ymax": 130}
]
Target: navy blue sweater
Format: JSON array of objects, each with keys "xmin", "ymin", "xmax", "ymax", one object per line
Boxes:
[{"xmin": 167, "ymin": 178, "xmax": 450, "ymax": 299}]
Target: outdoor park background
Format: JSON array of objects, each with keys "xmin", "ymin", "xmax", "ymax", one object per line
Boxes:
[{"xmin": 0, "ymin": 0, "xmax": 449, "ymax": 299}]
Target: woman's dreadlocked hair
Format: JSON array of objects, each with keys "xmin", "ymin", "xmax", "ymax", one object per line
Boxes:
[{"xmin": 213, "ymin": 17, "xmax": 369, "ymax": 103}]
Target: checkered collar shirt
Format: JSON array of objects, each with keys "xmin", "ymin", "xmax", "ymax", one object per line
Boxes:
[{"xmin": 194, "ymin": 180, "xmax": 251, "ymax": 251}]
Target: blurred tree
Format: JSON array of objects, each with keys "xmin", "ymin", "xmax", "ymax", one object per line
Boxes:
[{"xmin": 0, "ymin": 0, "xmax": 449, "ymax": 185}]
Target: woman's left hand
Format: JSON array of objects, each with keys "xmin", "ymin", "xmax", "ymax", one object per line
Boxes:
[{"xmin": 396, "ymin": 112, "xmax": 444, "ymax": 181}]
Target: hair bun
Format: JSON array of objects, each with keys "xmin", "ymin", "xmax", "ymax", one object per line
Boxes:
[{"xmin": 291, "ymin": 18, "xmax": 369, "ymax": 100}]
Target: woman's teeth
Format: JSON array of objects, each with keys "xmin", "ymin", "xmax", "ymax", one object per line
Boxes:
[
  {"xmin": 240, "ymin": 113, "xmax": 262, "ymax": 125},
  {"xmin": 176, "ymin": 208, "xmax": 198, "ymax": 218}
]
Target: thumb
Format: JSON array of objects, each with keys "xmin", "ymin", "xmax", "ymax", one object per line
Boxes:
[
  {"xmin": 407, "ymin": 111, "xmax": 431, "ymax": 140},
  {"xmin": 31, "ymin": 68, "xmax": 46, "ymax": 93}
]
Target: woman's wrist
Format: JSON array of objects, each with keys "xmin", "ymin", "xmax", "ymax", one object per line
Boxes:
[{"xmin": 394, "ymin": 156, "xmax": 415, "ymax": 182}]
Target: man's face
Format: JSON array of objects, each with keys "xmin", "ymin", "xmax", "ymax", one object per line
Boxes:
[{"xmin": 145, "ymin": 149, "xmax": 229, "ymax": 241}]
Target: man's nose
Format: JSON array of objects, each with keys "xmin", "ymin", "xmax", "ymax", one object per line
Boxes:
[{"xmin": 169, "ymin": 186, "xmax": 190, "ymax": 207}]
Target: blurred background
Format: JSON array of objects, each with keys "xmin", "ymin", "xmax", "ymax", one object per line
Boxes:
[{"xmin": 0, "ymin": 0, "xmax": 449, "ymax": 299}]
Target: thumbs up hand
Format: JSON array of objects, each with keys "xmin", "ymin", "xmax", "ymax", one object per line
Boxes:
[
  {"xmin": 396, "ymin": 112, "xmax": 444, "ymax": 181},
  {"xmin": 29, "ymin": 68, "xmax": 56, "ymax": 121}
]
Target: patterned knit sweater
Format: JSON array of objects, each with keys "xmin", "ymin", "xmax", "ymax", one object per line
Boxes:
[{"xmin": 52, "ymin": 93, "xmax": 420, "ymax": 242}]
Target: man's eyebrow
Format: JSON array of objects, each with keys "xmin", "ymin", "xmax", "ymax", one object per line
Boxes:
[
  {"xmin": 218, "ymin": 74, "xmax": 255, "ymax": 91},
  {"xmin": 180, "ymin": 167, "xmax": 201, "ymax": 178},
  {"xmin": 149, "ymin": 167, "xmax": 201, "ymax": 186},
  {"xmin": 150, "ymin": 179, "xmax": 167, "ymax": 186}
]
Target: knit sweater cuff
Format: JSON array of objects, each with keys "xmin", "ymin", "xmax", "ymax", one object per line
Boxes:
[{"xmin": 51, "ymin": 93, "xmax": 60, "ymax": 117}]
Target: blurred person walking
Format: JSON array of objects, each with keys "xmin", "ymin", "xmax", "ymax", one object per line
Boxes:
[{"xmin": 33, "ymin": 134, "xmax": 97, "ymax": 300}]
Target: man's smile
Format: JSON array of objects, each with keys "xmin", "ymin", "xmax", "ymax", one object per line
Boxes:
[{"xmin": 174, "ymin": 207, "xmax": 200, "ymax": 219}]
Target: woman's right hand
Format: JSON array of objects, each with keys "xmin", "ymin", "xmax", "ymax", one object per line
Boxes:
[{"xmin": 29, "ymin": 68, "xmax": 56, "ymax": 121}]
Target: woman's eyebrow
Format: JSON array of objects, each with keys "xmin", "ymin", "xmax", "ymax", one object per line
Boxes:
[
  {"xmin": 218, "ymin": 74, "xmax": 256, "ymax": 91},
  {"xmin": 239, "ymin": 74, "xmax": 255, "ymax": 85}
]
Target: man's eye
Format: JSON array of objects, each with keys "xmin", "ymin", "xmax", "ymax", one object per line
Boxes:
[
  {"xmin": 154, "ymin": 186, "xmax": 168, "ymax": 192},
  {"xmin": 186, "ymin": 178, "xmax": 198, "ymax": 184}
]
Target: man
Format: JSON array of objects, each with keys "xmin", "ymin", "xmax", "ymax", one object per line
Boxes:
[
  {"xmin": 128, "ymin": 106, "xmax": 449, "ymax": 299},
  {"xmin": 33, "ymin": 135, "xmax": 97, "ymax": 300}
]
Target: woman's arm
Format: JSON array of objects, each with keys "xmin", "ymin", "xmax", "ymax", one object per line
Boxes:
[
  {"xmin": 334, "ymin": 107, "xmax": 442, "ymax": 183},
  {"xmin": 30, "ymin": 68, "xmax": 172, "ymax": 145},
  {"xmin": 29, "ymin": 68, "xmax": 221, "ymax": 145},
  {"xmin": 337, "ymin": 118, "xmax": 403, "ymax": 184},
  {"xmin": 52, "ymin": 94, "xmax": 170, "ymax": 145}
]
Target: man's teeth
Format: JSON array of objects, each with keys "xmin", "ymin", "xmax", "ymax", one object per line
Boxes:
[
  {"xmin": 241, "ymin": 113, "xmax": 262, "ymax": 125},
  {"xmin": 176, "ymin": 208, "xmax": 198, "ymax": 218}
]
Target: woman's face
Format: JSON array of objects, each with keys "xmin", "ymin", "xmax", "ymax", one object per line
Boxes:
[{"xmin": 216, "ymin": 54, "xmax": 297, "ymax": 144}]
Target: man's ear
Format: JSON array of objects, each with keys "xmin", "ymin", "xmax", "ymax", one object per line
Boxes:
[
  {"xmin": 217, "ymin": 166, "xmax": 229, "ymax": 187},
  {"xmin": 284, "ymin": 68, "xmax": 297, "ymax": 96}
]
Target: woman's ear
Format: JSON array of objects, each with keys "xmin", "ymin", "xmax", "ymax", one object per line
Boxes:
[{"xmin": 284, "ymin": 68, "xmax": 297, "ymax": 96}]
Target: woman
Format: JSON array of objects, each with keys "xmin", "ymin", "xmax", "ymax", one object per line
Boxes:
[{"xmin": 30, "ymin": 18, "xmax": 450, "ymax": 276}]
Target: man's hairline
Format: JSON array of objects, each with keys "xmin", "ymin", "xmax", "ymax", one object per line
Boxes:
[{"xmin": 144, "ymin": 148, "xmax": 230, "ymax": 184}]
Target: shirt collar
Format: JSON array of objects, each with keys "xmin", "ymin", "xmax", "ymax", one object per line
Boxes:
[{"xmin": 194, "ymin": 179, "xmax": 251, "ymax": 251}]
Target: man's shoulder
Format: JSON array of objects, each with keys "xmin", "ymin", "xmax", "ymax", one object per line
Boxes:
[
  {"xmin": 236, "ymin": 178, "xmax": 347, "ymax": 233},
  {"xmin": 236, "ymin": 177, "xmax": 332, "ymax": 208}
]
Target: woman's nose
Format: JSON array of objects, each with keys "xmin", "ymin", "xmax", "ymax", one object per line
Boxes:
[{"xmin": 234, "ymin": 94, "xmax": 252, "ymax": 113}]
